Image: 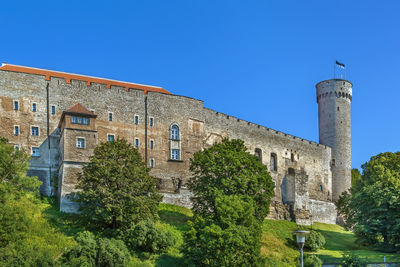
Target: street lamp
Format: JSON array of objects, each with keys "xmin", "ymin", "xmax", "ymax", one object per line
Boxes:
[{"xmin": 293, "ymin": 230, "xmax": 309, "ymax": 267}]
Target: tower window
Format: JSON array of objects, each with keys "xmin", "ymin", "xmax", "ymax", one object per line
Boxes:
[
  {"xmin": 270, "ymin": 153, "xmax": 277, "ymax": 171},
  {"xmin": 319, "ymin": 185, "xmax": 323, "ymax": 191},
  {"xmin": 76, "ymin": 138, "xmax": 85, "ymax": 149},
  {"xmin": 51, "ymin": 105, "xmax": 56, "ymax": 115},
  {"xmin": 171, "ymin": 125, "xmax": 180, "ymax": 140},
  {"xmin": 134, "ymin": 115, "xmax": 139, "ymax": 125},
  {"xmin": 32, "ymin": 103, "xmax": 37, "ymax": 112},
  {"xmin": 108, "ymin": 112, "xmax": 113, "ymax": 122},
  {"xmin": 135, "ymin": 138, "xmax": 139, "ymax": 148},
  {"xmin": 107, "ymin": 134, "xmax": 115, "ymax": 142},
  {"xmin": 149, "ymin": 117, "xmax": 154, "ymax": 127},
  {"xmin": 13, "ymin": 100, "xmax": 19, "ymax": 111},
  {"xmin": 337, "ymin": 107, "xmax": 340, "ymax": 111},
  {"xmin": 150, "ymin": 158, "xmax": 155, "ymax": 168},
  {"xmin": 14, "ymin": 125, "xmax": 19, "ymax": 136},
  {"xmin": 150, "ymin": 140, "xmax": 154, "ymax": 149},
  {"xmin": 291, "ymin": 153, "xmax": 295, "ymax": 162},
  {"xmin": 331, "ymin": 159, "xmax": 336, "ymax": 167}
]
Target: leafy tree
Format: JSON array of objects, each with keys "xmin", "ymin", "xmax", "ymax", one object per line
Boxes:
[
  {"xmin": 75, "ymin": 138, "xmax": 162, "ymax": 230},
  {"xmin": 304, "ymin": 254, "xmax": 322, "ymax": 267},
  {"xmin": 303, "ymin": 231, "xmax": 325, "ymax": 252},
  {"xmin": 187, "ymin": 138, "xmax": 274, "ymax": 221},
  {"xmin": 184, "ymin": 195, "xmax": 265, "ymax": 267},
  {"xmin": 351, "ymin": 168, "xmax": 362, "ymax": 188},
  {"xmin": 337, "ymin": 152, "xmax": 400, "ymax": 249},
  {"xmin": 341, "ymin": 252, "xmax": 367, "ymax": 267}
]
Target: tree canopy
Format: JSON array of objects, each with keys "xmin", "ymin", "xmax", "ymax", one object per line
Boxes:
[{"xmin": 75, "ymin": 138, "xmax": 162, "ymax": 230}]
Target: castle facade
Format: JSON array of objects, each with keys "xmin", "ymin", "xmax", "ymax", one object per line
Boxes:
[{"xmin": 0, "ymin": 63, "xmax": 352, "ymax": 224}]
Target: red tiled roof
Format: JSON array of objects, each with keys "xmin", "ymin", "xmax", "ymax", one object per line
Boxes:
[
  {"xmin": 65, "ymin": 103, "xmax": 95, "ymax": 116},
  {"xmin": 0, "ymin": 63, "xmax": 171, "ymax": 95}
]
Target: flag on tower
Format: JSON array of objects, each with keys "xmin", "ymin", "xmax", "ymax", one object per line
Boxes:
[{"xmin": 336, "ymin": 60, "xmax": 345, "ymax": 69}]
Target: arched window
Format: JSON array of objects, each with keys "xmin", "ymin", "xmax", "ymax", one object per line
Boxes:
[
  {"xmin": 171, "ymin": 125, "xmax": 180, "ymax": 140},
  {"xmin": 270, "ymin": 153, "xmax": 277, "ymax": 171}
]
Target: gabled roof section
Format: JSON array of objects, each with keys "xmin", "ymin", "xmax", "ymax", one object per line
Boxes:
[
  {"xmin": 65, "ymin": 103, "xmax": 95, "ymax": 116},
  {"xmin": 0, "ymin": 63, "xmax": 171, "ymax": 95}
]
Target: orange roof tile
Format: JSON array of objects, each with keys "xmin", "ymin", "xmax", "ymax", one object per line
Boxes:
[
  {"xmin": 65, "ymin": 103, "xmax": 95, "ymax": 116},
  {"xmin": 0, "ymin": 63, "xmax": 171, "ymax": 95}
]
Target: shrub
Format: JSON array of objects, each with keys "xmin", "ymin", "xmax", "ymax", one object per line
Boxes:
[
  {"xmin": 341, "ymin": 252, "xmax": 367, "ymax": 267},
  {"xmin": 97, "ymin": 238, "xmax": 130, "ymax": 267},
  {"xmin": 304, "ymin": 254, "xmax": 322, "ymax": 267},
  {"xmin": 304, "ymin": 231, "xmax": 326, "ymax": 251},
  {"xmin": 124, "ymin": 219, "xmax": 177, "ymax": 253}
]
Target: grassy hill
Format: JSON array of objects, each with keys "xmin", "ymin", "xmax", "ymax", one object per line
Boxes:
[{"xmin": 45, "ymin": 201, "xmax": 400, "ymax": 266}]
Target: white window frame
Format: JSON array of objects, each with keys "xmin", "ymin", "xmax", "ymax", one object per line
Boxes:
[
  {"xmin": 31, "ymin": 147, "xmax": 40, "ymax": 157},
  {"xmin": 32, "ymin": 102, "xmax": 37, "ymax": 112},
  {"xmin": 171, "ymin": 149, "xmax": 180, "ymax": 160},
  {"xmin": 150, "ymin": 139, "xmax": 154, "ymax": 150},
  {"xmin": 14, "ymin": 144, "xmax": 20, "ymax": 151},
  {"xmin": 135, "ymin": 138, "xmax": 139, "ymax": 148},
  {"xmin": 108, "ymin": 112, "xmax": 113, "ymax": 122},
  {"xmin": 83, "ymin": 117, "xmax": 90, "ymax": 125},
  {"xmin": 76, "ymin": 137, "xmax": 86, "ymax": 149},
  {"xmin": 107, "ymin": 134, "xmax": 115, "ymax": 142},
  {"xmin": 150, "ymin": 158, "xmax": 155, "ymax": 168},
  {"xmin": 13, "ymin": 100, "xmax": 19, "ymax": 111},
  {"xmin": 149, "ymin": 117, "xmax": 154, "ymax": 127},
  {"xmin": 170, "ymin": 124, "xmax": 180, "ymax": 140},
  {"xmin": 134, "ymin": 114, "xmax": 139, "ymax": 125},
  {"xmin": 31, "ymin": 126, "xmax": 40, "ymax": 136},
  {"xmin": 14, "ymin": 125, "xmax": 19, "ymax": 136},
  {"xmin": 51, "ymin": 105, "xmax": 56, "ymax": 115}
]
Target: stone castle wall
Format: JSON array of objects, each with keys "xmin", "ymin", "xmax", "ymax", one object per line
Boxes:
[{"xmin": 0, "ymin": 68, "xmax": 339, "ymax": 224}]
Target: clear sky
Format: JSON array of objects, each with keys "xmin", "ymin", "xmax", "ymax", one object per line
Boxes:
[{"xmin": 1, "ymin": 0, "xmax": 399, "ymax": 170}]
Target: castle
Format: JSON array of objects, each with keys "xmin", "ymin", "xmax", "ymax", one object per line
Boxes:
[{"xmin": 0, "ymin": 63, "xmax": 352, "ymax": 225}]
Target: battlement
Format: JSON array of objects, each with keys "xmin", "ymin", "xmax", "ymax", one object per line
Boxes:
[{"xmin": 316, "ymin": 79, "xmax": 352, "ymax": 103}]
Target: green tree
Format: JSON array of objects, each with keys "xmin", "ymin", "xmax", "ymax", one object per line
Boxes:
[
  {"xmin": 75, "ymin": 138, "xmax": 162, "ymax": 230},
  {"xmin": 187, "ymin": 138, "xmax": 274, "ymax": 221},
  {"xmin": 351, "ymin": 168, "xmax": 362, "ymax": 188},
  {"xmin": 337, "ymin": 152, "xmax": 400, "ymax": 249}
]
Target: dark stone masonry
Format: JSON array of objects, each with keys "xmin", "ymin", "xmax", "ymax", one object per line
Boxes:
[{"xmin": 0, "ymin": 63, "xmax": 352, "ymax": 224}]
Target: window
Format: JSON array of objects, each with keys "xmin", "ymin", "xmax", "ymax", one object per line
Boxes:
[
  {"xmin": 171, "ymin": 125, "xmax": 180, "ymax": 140},
  {"xmin": 291, "ymin": 153, "xmax": 295, "ymax": 162},
  {"xmin": 31, "ymin": 147, "xmax": 39, "ymax": 157},
  {"xmin": 32, "ymin": 103, "xmax": 37, "ymax": 112},
  {"xmin": 134, "ymin": 115, "xmax": 139, "ymax": 125},
  {"xmin": 51, "ymin": 105, "xmax": 56, "ymax": 115},
  {"xmin": 71, "ymin": 116, "xmax": 77, "ymax": 124},
  {"xmin": 149, "ymin": 117, "xmax": 154, "ymax": 127},
  {"xmin": 107, "ymin": 134, "xmax": 115, "ymax": 142},
  {"xmin": 255, "ymin": 148, "xmax": 262, "ymax": 161},
  {"xmin": 13, "ymin": 100, "xmax": 19, "ymax": 111},
  {"xmin": 14, "ymin": 144, "xmax": 20, "ymax": 151},
  {"xmin": 135, "ymin": 138, "xmax": 139, "ymax": 148},
  {"xmin": 77, "ymin": 117, "xmax": 83, "ymax": 124},
  {"xmin": 150, "ymin": 158, "xmax": 155, "ymax": 168},
  {"xmin": 76, "ymin": 138, "xmax": 85, "ymax": 149},
  {"xmin": 171, "ymin": 149, "xmax": 180, "ymax": 160},
  {"xmin": 270, "ymin": 153, "xmax": 277, "ymax": 171},
  {"xmin": 108, "ymin": 112, "xmax": 113, "ymax": 122},
  {"xmin": 71, "ymin": 116, "xmax": 90, "ymax": 125},
  {"xmin": 83, "ymin": 118, "xmax": 90, "ymax": 125},
  {"xmin": 319, "ymin": 185, "xmax": 323, "ymax": 191},
  {"xmin": 150, "ymin": 140, "xmax": 154, "ymax": 149},
  {"xmin": 14, "ymin": 125, "xmax": 19, "ymax": 136},
  {"xmin": 31, "ymin": 126, "xmax": 39, "ymax": 136},
  {"xmin": 331, "ymin": 159, "xmax": 336, "ymax": 167}
]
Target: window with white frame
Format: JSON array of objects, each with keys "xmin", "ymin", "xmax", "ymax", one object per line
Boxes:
[
  {"xmin": 32, "ymin": 103, "xmax": 37, "ymax": 112},
  {"xmin": 150, "ymin": 140, "xmax": 154, "ymax": 149},
  {"xmin": 108, "ymin": 112, "xmax": 113, "ymax": 122},
  {"xmin": 107, "ymin": 134, "xmax": 115, "ymax": 142},
  {"xmin": 150, "ymin": 158, "xmax": 155, "ymax": 168},
  {"xmin": 76, "ymin": 138, "xmax": 85, "ymax": 149},
  {"xmin": 14, "ymin": 125, "xmax": 19, "ymax": 136},
  {"xmin": 135, "ymin": 138, "xmax": 139, "ymax": 148},
  {"xmin": 83, "ymin": 118, "xmax": 90, "ymax": 125},
  {"xmin": 13, "ymin": 100, "xmax": 19, "ymax": 111},
  {"xmin": 134, "ymin": 115, "xmax": 139, "ymax": 125},
  {"xmin": 169, "ymin": 124, "xmax": 181, "ymax": 160},
  {"xmin": 31, "ymin": 126, "xmax": 39, "ymax": 136},
  {"xmin": 171, "ymin": 149, "xmax": 180, "ymax": 160},
  {"xmin": 51, "ymin": 105, "xmax": 56, "ymax": 115},
  {"xmin": 171, "ymin": 125, "xmax": 180, "ymax": 140},
  {"xmin": 14, "ymin": 144, "xmax": 20, "ymax": 151},
  {"xmin": 149, "ymin": 117, "xmax": 154, "ymax": 127},
  {"xmin": 31, "ymin": 147, "xmax": 39, "ymax": 157}
]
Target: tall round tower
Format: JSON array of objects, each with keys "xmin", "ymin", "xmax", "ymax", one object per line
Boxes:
[{"xmin": 316, "ymin": 79, "xmax": 352, "ymax": 201}]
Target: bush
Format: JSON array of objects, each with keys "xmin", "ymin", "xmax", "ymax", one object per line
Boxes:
[
  {"xmin": 304, "ymin": 231, "xmax": 326, "ymax": 251},
  {"xmin": 304, "ymin": 254, "xmax": 322, "ymax": 267},
  {"xmin": 124, "ymin": 219, "xmax": 177, "ymax": 253},
  {"xmin": 341, "ymin": 252, "xmax": 367, "ymax": 267},
  {"xmin": 97, "ymin": 238, "xmax": 130, "ymax": 267}
]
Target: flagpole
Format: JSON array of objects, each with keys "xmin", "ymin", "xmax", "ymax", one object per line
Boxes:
[{"xmin": 334, "ymin": 59, "xmax": 336, "ymax": 79}]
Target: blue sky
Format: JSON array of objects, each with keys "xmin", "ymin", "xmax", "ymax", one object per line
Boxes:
[{"xmin": 1, "ymin": 0, "xmax": 399, "ymax": 170}]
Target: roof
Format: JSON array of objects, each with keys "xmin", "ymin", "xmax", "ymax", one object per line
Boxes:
[
  {"xmin": 65, "ymin": 103, "xmax": 96, "ymax": 116},
  {"xmin": 0, "ymin": 63, "xmax": 171, "ymax": 95}
]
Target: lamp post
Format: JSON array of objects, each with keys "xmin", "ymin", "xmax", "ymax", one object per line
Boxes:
[{"xmin": 293, "ymin": 230, "xmax": 309, "ymax": 267}]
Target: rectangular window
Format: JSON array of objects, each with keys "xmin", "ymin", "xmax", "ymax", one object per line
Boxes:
[
  {"xmin": 14, "ymin": 125, "xmax": 19, "ymax": 136},
  {"xmin": 77, "ymin": 117, "xmax": 83, "ymax": 124},
  {"xmin": 83, "ymin": 118, "xmax": 90, "ymax": 125},
  {"xmin": 135, "ymin": 138, "xmax": 139, "ymax": 148},
  {"xmin": 134, "ymin": 115, "xmax": 139, "ymax": 125},
  {"xmin": 76, "ymin": 138, "xmax": 85, "ymax": 149},
  {"xmin": 14, "ymin": 144, "xmax": 20, "ymax": 151},
  {"xmin": 107, "ymin": 134, "xmax": 115, "ymax": 142},
  {"xmin": 150, "ymin": 158, "xmax": 155, "ymax": 167},
  {"xmin": 13, "ymin": 100, "xmax": 19, "ymax": 111},
  {"xmin": 51, "ymin": 105, "xmax": 56, "ymax": 115},
  {"xmin": 32, "ymin": 103, "xmax": 37, "ymax": 112},
  {"xmin": 31, "ymin": 126, "xmax": 39, "ymax": 136},
  {"xmin": 149, "ymin": 117, "xmax": 154, "ymax": 127},
  {"xmin": 108, "ymin": 112, "xmax": 113, "ymax": 122},
  {"xmin": 150, "ymin": 140, "xmax": 154, "ymax": 149},
  {"xmin": 31, "ymin": 147, "xmax": 39, "ymax": 157},
  {"xmin": 71, "ymin": 116, "xmax": 77, "ymax": 124},
  {"xmin": 171, "ymin": 149, "xmax": 180, "ymax": 160}
]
